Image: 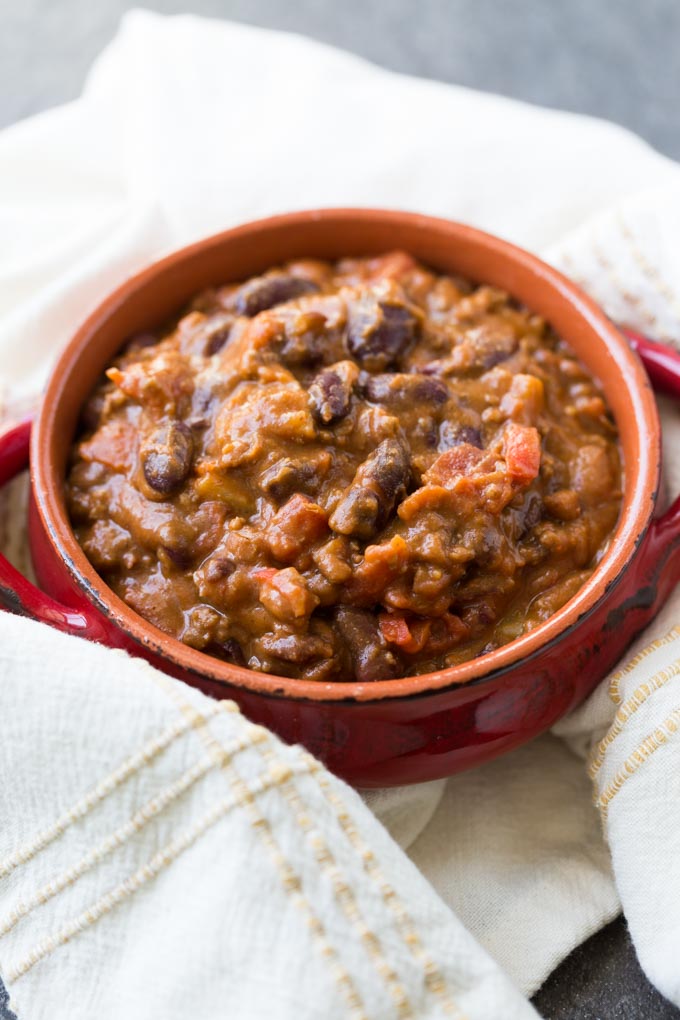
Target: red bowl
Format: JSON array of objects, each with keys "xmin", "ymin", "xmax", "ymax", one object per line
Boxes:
[{"xmin": 2, "ymin": 209, "xmax": 680, "ymax": 787}]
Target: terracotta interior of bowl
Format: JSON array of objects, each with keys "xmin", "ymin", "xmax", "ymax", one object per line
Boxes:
[{"xmin": 37, "ymin": 210, "xmax": 659, "ymax": 699}]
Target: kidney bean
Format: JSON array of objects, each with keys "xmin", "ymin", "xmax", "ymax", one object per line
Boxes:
[
  {"xmin": 259, "ymin": 632, "xmax": 333, "ymax": 664},
  {"xmin": 468, "ymin": 323, "xmax": 518, "ymax": 370},
  {"xmin": 80, "ymin": 391, "xmax": 106, "ymax": 433},
  {"xmin": 334, "ymin": 607, "xmax": 399, "ymax": 682},
  {"xmin": 259, "ymin": 450, "xmax": 333, "ymax": 501},
  {"xmin": 162, "ymin": 544, "xmax": 193, "ymax": 569},
  {"xmin": 204, "ymin": 318, "xmax": 234, "ymax": 355},
  {"xmin": 418, "ymin": 421, "xmax": 440, "ymax": 448},
  {"xmin": 438, "ymin": 423, "xmax": 483, "ymax": 450},
  {"xmin": 124, "ymin": 331, "xmax": 159, "ymax": 352},
  {"xmin": 570, "ymin": 444, "xmax": 615, "ymax": 507},
  {"xmin": 260, "ymin": 459, "xmax": 310, "ymax": 501},
  {"xmin": 372, "ymin": 439, "xmax": 411, "ymax": 500},
  {"xmin": 362, "ymin": 372, "xmax": 449, "ymax": 406},
  {"xmin": 141, "ymin": 420, "xmax": 194, "ymax": 495},
  {"xmin": 482, "ymin": 343, "xmax": 518, "ymax": 370},
  {"xmin": 222, "ymin": 638, "xmax": 246, "ymax": 667},
  {"xmin": 234, "ymin": 274, "xmax": 320, "ymax": 317},
  {"xmin": 203, "ymin": 554, "xmax": 236, "ymax": 582},
  {"xmin": 423, "ymin": 325, "xmax": 518, "ymax": 377},
  {"xmin": 329, "ymin": 488, "xmax": 382, "ymax": 540},
  {"xmin": 329, "ymin": 438, "xmax": 411, "ymax": 539},
  {"xmin": 523, "ymin": 492, "xmax": 545, "ymax": 530},
  {"xmin": 347, "ymin": 298, "xmax": 418, "ymax": 370},
  {"xmin": 309, "ymin": 361, "xmax": 358, "ymax": 424},
  {"xmin": 276, "ymin": 311, "xmax": 333, "ymax": 367},
  {"xmin": 187, "ymin": 386, "xmax": 217, "ymax": 431},
  {"xmin": 509, "ymin": 491, "xmax": 545, "ymax": 538}
]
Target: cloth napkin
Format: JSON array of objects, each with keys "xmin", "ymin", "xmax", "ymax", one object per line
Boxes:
[{"xmin": 1, "ymin": 11, "xmax": 680, "ymax": 1018}]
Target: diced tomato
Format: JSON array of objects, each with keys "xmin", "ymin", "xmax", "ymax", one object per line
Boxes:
[
  {"xmin": 423, "ymin": 443, "xmax": 486, "ymax": 487},
  {"xmin": 503, "ymin": 423, "xmax": 541, "ymax": 484},
  {"xmin": 257, "ymin": 566, "xmax": 319, "ymax": 621},
  {"xmin": 368, "ymin": 251, "xmax": 418, "ymax": 281},
  {"xmin": 407, "ymin": 618, "xmax": 434, "ymax": 653},
  {"xmin": 366, "ymin": 535, "xmax": 409, "ymax": 570},
  {"xmin": 397, "ymin": 484, "xmax": 453, "ymax": 522},
  {"xmin": 349, "ymin": 535, "xmax": 409, "ymax": 601},
  {"xmin": 79, "ymin": 419, "xmax": 137, "ymax": 473},
  {"xmin": 266, "ymin": 494, "xmax": 328, "ymax": 563},
  {"xmin": 423, "ymin": 612, "xmax": 470, "ymax": 654},
  {"xmin": 253, "ymin": 567, "xmax": 278, "ymax": 583},
  {"xmin": 379, "ymin": 613, "xmax": 411, "ymax": 647},
  {"xmin": 246, "ymin": 313, "xmax": 285, "ymax": 350},
  {"xmin": 379, "ymin": 613, "xmax": 432, "ymax": 654},
  {"xmin": 107, "ymin": 351, "xmax": 193, "ymax": 411},
  {"xmin": 499, "ymin": 374, "xmax": 544, "ymax": 424},
  {"xmin": 443, "ymin": 612, "xmax": 469, "ymax": 641}
]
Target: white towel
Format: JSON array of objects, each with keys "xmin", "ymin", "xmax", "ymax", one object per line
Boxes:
[{"xmin": 1, "ymin": 12, "xmax": 680, "ymax": 1018}]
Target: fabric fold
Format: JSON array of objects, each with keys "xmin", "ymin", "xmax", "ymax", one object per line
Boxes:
[{"xmin": 0, "ymin": 614, "xmax": 537, "ymax": 1020}]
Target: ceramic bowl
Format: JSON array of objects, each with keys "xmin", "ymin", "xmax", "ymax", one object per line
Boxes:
[{"xmin": 2, "ymin": 209, "xmax": 679, "ymax": 787}]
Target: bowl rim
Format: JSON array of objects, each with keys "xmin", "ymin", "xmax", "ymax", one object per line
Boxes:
[{"xmin": 32, "ymin": 207, "xmax": 660, "ymax": 703}]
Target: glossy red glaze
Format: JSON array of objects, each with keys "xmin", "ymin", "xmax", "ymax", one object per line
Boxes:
[
  {"xmin": 1, "ymin": 210, "xmax": 680, "ymax": 787},
  {"xmin": 622, "ymin": 327, "xmax": 680, "ymax": 398},
  {"xmin": 0, "ymin": 419, "xmax": 106, "ymax": 639}
]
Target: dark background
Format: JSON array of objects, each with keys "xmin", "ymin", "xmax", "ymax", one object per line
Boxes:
[{"xmin": 1, "ymin": 1, "xmax": 679, "ymax": 1017}]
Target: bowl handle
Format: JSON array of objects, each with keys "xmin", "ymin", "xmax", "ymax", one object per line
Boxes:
[
  {"xmin": 0, "ymin": 418, "xmax": 102, "ymax": 637},
  {"xmin": 624, "ymin": 329, "xmax": 680, "ymax": 581}
]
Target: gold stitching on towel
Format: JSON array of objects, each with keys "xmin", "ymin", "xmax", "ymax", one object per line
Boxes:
[
  {"xmin": 590, "ymin": 240, "xmax": 663, "ymax": 336},
  {"xmin": 254, "ymin": 742, "xmax": 417, "ymax": 1020},
  {"xmin": 594, "ymin": 707, "xmax": 680, "ymax": 817},
  {"xmin": 4, "ymin": 760, "xmax": 314, "ymax": 983},
  {"xmin": 607, "ymin": 626, "xmax": 680, "ymax": 705},
  {"xmin": 554, "ymin": 248, "xmax": 671, "ymax": 345},
  {"xmin": 554, "ymin": 254, "xmax": 591, "ymax": 293},
  {"xmin": 0, "ymin": 700, "xmax": 237, "ymax": 881},
  {"xmin": 618, "ymin": 215, "xmax": 680, "ymax": 332},
  {"xmin": 589, "ymin": 658, "xmax": 680, "ymax": 779},
  {"xmin": 151, "ymin": 679, "xmax": 368, "ymax": 1020},
  {"xmin": 161, "ymin": 679, "xmax": 461, "ymax": 1019},
  {"xmin": 0, "ymin": 730, "xmax": 265, "ymax": 939},
  {"xmin": 305, "ymin": 759, "xmax": 465, "ymax": 1019}
]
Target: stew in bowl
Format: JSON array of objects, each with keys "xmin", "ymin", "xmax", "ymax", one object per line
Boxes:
[
  {"xmin": 66, "ymin": 252, "xmax": 622, "ymax": 684},
  {"xmin": 1, "ymin": 210, "xmax": 678, "ymax": 785}
]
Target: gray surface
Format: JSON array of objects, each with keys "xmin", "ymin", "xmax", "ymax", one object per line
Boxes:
[
  {"xmin": 1, "ymin": 1, "xmax": 679, "ymax": 1017},
  {"xmin": 2, "ymin": 0, "xmax": 680, "ymax": 158},
  {"xmin": 534, "ymin": 918, "xmax": 678, "ymax": 1019},
  {"xmin": 0, "ymin": 980, "xmax": 16, "ymax": 1020}
]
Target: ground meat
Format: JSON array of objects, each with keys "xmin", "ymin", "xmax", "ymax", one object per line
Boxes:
[{"xmin": 66, "ymin": 251, "xmax": 622, "ymax": 681}]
